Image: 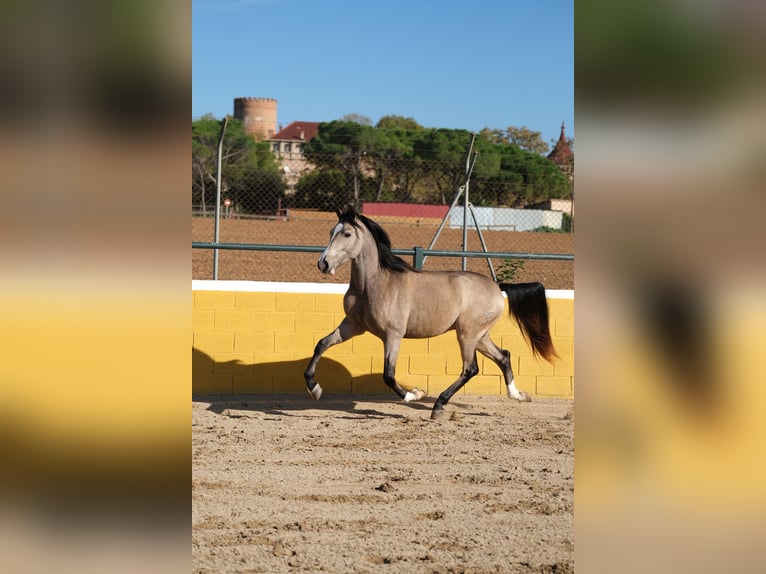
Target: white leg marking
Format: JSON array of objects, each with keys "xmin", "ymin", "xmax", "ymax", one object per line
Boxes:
[
  {"xmin": 403, "ymin": 388, "xmax": 425, "ymax": 402},
  {"xmin": 506, "ymin": 379, "xmax": 523, "ymax": 400}
]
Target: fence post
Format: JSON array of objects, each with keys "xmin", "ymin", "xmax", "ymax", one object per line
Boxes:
[
  {"xmin": 213, "ymin": 117, "xmax": 229, "ymax": 280},
  {"xmin": 413, "ymin": 246, "xmax": 424, "ymax": 270}
]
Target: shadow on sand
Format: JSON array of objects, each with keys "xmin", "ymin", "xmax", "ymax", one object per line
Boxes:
[{"xmin": 193, "ymin": 347, "xmax": 433, "ymax": 419}]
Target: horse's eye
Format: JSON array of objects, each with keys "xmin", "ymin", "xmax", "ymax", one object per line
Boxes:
[{"xmin": 343, "ymin": 231, "xmax": 352, "ymax": 238}]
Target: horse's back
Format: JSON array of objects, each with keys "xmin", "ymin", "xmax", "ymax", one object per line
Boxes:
[
  {"xmin": 423, "ymin": 270, "xmax": 500, "ymax": 301},
  {"xmin": 400, "ymin": 270, "xmax": 503, "ymax": 337}
]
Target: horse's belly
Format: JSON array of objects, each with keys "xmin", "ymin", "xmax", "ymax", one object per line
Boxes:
[
  {"xmin": 404, "ymin": 305, "xmax": 458, "ymax": 338},
  {"xmin": 404, "ymin": 323, "xmax": 454, "ymax": 338}
]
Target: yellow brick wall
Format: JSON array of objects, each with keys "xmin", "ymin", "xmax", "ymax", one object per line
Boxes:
[{"xmin": 192, "ymin": 285, "xmax": 574, "ymax": 399}]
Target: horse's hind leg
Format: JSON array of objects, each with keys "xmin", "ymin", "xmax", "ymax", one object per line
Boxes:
[
  {"xmin": 477, "ymin": 334, "xmax": 531, "ymax": 402},
  {"xmin": 304, "ymin": 317, "xmax": 363, "ymax": 399}
]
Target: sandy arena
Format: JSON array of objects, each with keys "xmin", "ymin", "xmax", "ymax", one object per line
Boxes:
[
  {"xmin": 192, "ymin": 394, "xmax": 574, "ymax": 573},
  {"xmin": 193, "ymin": 212, "xmax": 574, "ymax": 572}
]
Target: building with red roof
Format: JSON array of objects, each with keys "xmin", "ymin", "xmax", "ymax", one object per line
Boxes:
[{"xmin": 270, "ymin": 121, "xmax": 320, "ymax": 159}]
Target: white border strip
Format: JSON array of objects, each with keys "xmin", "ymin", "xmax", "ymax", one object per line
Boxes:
[
  {"xmin": 192, "ymin": 280, "xmax": 348, "ymax": 294},
  {"xmin": 192, "ymin": 280, "xmax": 573, "ymax": 299},
  {"xmin": 544, "ymin": 289, "xmax": 574, "ymax": 299}
]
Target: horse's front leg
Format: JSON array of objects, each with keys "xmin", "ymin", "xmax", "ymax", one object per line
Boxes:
[
  {"xmin": 383, "ymin": 335, "xmax": 426, "ymax": 402},
  {"xmin": 304, "ymin": 317, "xmax": 363, "ymax": 399}
]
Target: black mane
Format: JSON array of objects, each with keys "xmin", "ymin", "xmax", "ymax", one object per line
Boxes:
[{"xmin": 338, "ymin": 207, "xmax": 416, "ymax": 273}]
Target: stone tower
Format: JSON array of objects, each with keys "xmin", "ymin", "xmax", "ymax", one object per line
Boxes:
[{"xmin": 233, "ymin": 97, "xmax": 278, "ymax": 139}]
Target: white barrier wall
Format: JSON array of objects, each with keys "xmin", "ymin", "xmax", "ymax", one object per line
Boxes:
[{"xmin": 450, "ymin": 206, "xmax": 564, "ymax": 231}]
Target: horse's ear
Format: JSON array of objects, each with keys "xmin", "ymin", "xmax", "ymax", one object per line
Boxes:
[{"xmin": 337, "ymin": 205, "xmax": 357, "ymax": 220}]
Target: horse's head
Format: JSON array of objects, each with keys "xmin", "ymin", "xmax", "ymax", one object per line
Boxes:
[{"xmin": 317, "ymin": 207, "xmax": 365, "ymax": 275}]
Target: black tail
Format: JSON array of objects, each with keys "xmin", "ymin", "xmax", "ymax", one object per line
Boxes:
[{"xmin": 499, "ymin": 282, "xmax": 558, "ymax": 362}]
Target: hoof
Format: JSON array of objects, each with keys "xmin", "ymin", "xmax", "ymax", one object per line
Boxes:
[
  {"xmin": 430, "ymin": 408, "xmax": 447, "ymax": 421},
  {"xmin": 403, "ymin": 388, "xmax": 426, "ymax": 402},
  {"xmin": 507, "ymin": 384, "xmax": 533, "ymax": 402},
  {"xmin": 308, "ymin": 384, "xmax": 323, "ymax": 400}
]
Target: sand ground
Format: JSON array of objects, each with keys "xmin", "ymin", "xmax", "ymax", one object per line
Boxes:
[{"xmin": 192, "ymin": 394, "xmax": 574, "ymax": 573}]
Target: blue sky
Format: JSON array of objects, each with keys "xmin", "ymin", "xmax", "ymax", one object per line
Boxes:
[{"xmin": 193, "ymin": 0, "xmax": 573, "ymax": 146}]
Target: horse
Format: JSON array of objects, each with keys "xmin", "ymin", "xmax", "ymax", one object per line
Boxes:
[{"xmin": 304, "ymin": 206, "xmax": 558, "ymax": 420}]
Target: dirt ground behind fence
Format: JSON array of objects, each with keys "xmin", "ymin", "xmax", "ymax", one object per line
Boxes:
[
  {"xmin": 192, "ymin": 395, "xmax": 574, "ymax": 573},
  {"xmin": 192, "ymin": 215, "xmax": 574, "ymax": 289}
]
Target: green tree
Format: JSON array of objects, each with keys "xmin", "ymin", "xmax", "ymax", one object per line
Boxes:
[
  {"xmin": 227, "ymin": 166, "xmax": 286, "ymax": 214},
  {"xmin": 299, "ymin": 121, "xmax": 568, "ymax": 211},
  {"xmin": 192, "ymin": 117, "xmax": 285, "ymax": 214},
  {"xmin": 303, "ymin": 121, "xmax": 368, "ymax": 208},
  {"xmin": 493, "ymin": 144, "xmax": 568, "ymax": 206},
  {"xmin": 506, "ymin": 126, "xmax": 549, "ymax": 155},
  {"xmin": 466, "ymin": 137, "xmax": 569, "ymax": 207},
  {"xmin": 477, "ymin": 127, "xmax": 507, "ymax": 145},
  {"xmin": 304, "ymin": 121, "xmax": 419, "ymax": 208},
  {"xmin": 363, "ymin": 127, "xmax": 419, "ymax": 201},
  {"xmin": 192, "ymin": 117, "xmax": 224, "ymax": 214},
  {"xmin": 292, "ymin": 169, "xmax": 350, "ymax": 211},
  {"xmin": 479, "ymin": 126, "xmax": 549, "ymax": 155},
  {"xmin": 340, "ymin": 113, "xmax": 372, "ymax": 126},
  {"xmin": 412, "ymin": 128, "xmax": 476, "ymax": 204},
  {"xmin": 376, "ymin": 115, "xmax": 422, "ymax": 131}
]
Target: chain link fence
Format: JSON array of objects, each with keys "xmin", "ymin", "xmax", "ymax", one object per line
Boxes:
[{"xmin": 193, "ymin": 148, "xmax": 573, "ymax": 288}]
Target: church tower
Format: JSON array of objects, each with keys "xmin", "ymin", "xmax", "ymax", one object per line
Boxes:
[{"xmin": 547, "ymin": 122, "xmax": 574, "ymax": 186}]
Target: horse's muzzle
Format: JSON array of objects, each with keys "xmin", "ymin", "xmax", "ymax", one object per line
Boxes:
[{"xmin": 317, "ymin": 257, "xmax": 334, "ymax": 275}]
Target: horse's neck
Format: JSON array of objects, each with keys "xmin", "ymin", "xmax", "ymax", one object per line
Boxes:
[{"xmin": 350, "ymin": 235, "xmax": 384, "ymax": 294}]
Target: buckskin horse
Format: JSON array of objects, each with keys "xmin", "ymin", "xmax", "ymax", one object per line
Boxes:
[{"xmin": 304, "ymin": 207, "xmax": 557, "ymax": 420}]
